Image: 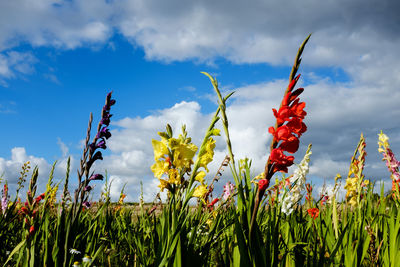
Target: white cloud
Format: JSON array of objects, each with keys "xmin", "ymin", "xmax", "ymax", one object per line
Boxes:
[
  {"xmin": 0, "ymin": 51, "xmax": 37, "ymax": 85},
  {"xmin": 0, "ymin": 0, "xmax": 399, "ymax": 202},
  {"xmin": 57, "ymin": 138, "xmax": 69, "ymax": 158},
  {"xmin": 0, "ymin": 0, "xmax": 398, "ymax": 78},
  {"xmin": 81, "ymin": 70, "xmax": 396, "ymax": 202},
  {"xmin": 1, "ymin": 70, "xmax": 399, "ymax": 202},
  {"xmin": 0, "ymin": 147, "xmax": 74, "ymax": 195}
]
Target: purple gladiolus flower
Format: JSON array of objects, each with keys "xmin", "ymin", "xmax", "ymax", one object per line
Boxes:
[
  {"xmin": 89, "ymin": 174, "xmax": 104, "ymax": 181},
  {"xmin": 86, "ymin": 151, "xmax": 103, "ymax": 170},
  {"xmin": 84, "ymin": 185, "xmax": 92, "ymax": 192},
  {"xmin": 92, "ymin": 151, "xmax": 103, "ymax": 162},
  {"xmin": 90, "ymin": 139, "xmax": 107, "ymax": 152},
  {"xmin": 100, "ymin": 113, "xmax": 112, "ymax": 126},
  {"xmin": 106, "ymin": 92, "xmax": 116, "ymax": 108},
  {"xmin": 96, "ymin": 139, "xmax": 106, "ymax": 149},
  {"xmin": 83, "ymin": 201, "xmax": 91, "ymax": 208},
  {"xmin": 96, "ymin": 127, "xmax": 111, "ymax": 139}
]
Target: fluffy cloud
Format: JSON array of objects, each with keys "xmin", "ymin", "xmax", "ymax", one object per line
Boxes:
[
  {"xmin": 87, "ymin": 72, "xmax": 399, "ymax": 202},
  {"xmin": 1, "ymin": 71, "xmax": 399, "ymax": 201},
  {"xmin": 0, "ymin": 51, "xmax": 37, "ymax": 86},
  {"xmin": 0, "ymin": 0, "xmax": 399, "ymax": 202},
  {"xmin": 0, "ymin": 147, "xmax": 73, "ymax": 195},
  {"xmin": 0, "ymin": 0, "xmax": 398, "ymax": 76}
]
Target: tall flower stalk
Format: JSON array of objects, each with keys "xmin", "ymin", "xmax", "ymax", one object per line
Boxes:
[
  {"xmin": 250, "ymin": 34, "xmax": 311, "ymax": 233},
  {"xmin": 344, "ymin": 133, "xmax": 369, "ymax": 206},
  {"xmin": 378, "ymin": 131, "xmax": 400, "ymax": 197},
  {"xmin": 63, "ymin": 92, "xmax": 115, "ymax": 266},
  {"xmin": 150, "ymin": 124, "xmax": 216, "ymax": 199},
  {"xmin": 1, "ymin": 183, "xmax": 9, "ymax": 215},
  {"xmin": 72, "ymin": 92, "xmax": 115, "ymax": 218}
]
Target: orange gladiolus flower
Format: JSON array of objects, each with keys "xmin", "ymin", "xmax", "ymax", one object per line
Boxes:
[{"xmin": 307, "ymin": 208, "xmax": 319, "ymax": 219}]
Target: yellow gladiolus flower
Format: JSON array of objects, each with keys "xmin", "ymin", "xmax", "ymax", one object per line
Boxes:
[
  {"xmin": 152, "ymin": 139, "xmax": 169, "ymax": 160},
  {"xmin": 378, "ymin": 131, "xmax": 389, "ymax": 146},
  {"xmin": 378, "ymin": 131, "xmax": 390, "ymax": 153},
  {"xmin": 198, "ymin": 137, "xmax": 216, "ymax": 172},
  {"xmin": 345, "ymin": 133, "xmax": 368, "ymax": 206},
  {"xmin": 194, "ymin": 171, "xmax": 206, "ymax": 183},
  {"xmin": 158, "ymin": 178, "xmax": 169, "ymax": 192},
  {"xmin": 151, "ymin": 160, "xmax": 169, "ymax": 179},
  {"xmin": 193, "ymin": 184, "xmax": 208, "ymax": 198},
  {"xmin": 168, "ymin": 168, "xmax": 181, "ymax": 185},
  {"xmin": 172, "ymin": 142, "xmax": 197, "ymax": 169}
]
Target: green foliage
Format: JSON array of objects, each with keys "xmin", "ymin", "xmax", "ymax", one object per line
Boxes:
[{"xmin": 1, "ymin": 35, "xmax": 400, "ymax": 267}]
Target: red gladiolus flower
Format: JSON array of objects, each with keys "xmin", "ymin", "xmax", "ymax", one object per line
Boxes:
[
  {"xmin": 270, "ymin": 148, "xmax": 295, "ymax": 170},
  {"xmin": 35, "ymin": 193, "xmax": 45, "ymax": 203},
  {"xmin": 289, "ymin": 99, "xmax": 306, "ymax": 119},
  {"xmin": 207, "ymin": 198, "xmax": 219, "ymax": 209},
  {"xmin": 307, "ymin": 208, "xmax": 319, "ymax": 219},
  {"xmin": 20, "ymin": 206, "xmax": 29, "ymax": 215},
  {"xmin": 321, "ymin": 196, "xmax": 329, "ymax": 206},
  {"xmin": 286, "ymin": 117, "xmax": 307, "ymax": 137},
  {"xmin": 258, "ymin": 179, "xmax": 269, "ymax": 191},
  {"xmin": 287, "ymin": 74, "xmax": 301, "ymax": 93},
  {"xmin": 269, "ymin": 125, "xmax": 294, "ymax": 141},
  {"xmin": 272, "ymin": 106, "xmax": 293, "ymax": 125},
  {"xmin": 289, "ymin": 88, "xmax": 304, "ymax": 102},
  {"xmin": 29, "ymin": 225, "xmax": 35, "ymax": 235},
  {"xmin": 279, "ymin": 137, "xmax": 299, "ymax": 153}
]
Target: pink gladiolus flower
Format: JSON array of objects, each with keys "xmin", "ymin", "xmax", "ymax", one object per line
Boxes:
[
  {"xmin": 1, "ymin": 184, "xmax": 8, "ymax": 214},
  {"xmin": 223, "ymin": 182, "xmax": 235, "ymax": 201}
]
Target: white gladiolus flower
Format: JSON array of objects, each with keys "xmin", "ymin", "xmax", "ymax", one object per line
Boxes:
[
  {"xmin": 281, "ymin": 144, "xmax": 312, "ymax": 215},
  {"xmin": 69, "ymin": 248, "xmax": 81, "ymax": 255},
  {"xmin": 82, "ymin": 255, "xmax": 92, "ymax": 263}
]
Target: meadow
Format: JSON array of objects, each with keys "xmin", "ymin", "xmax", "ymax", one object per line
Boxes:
[{"xmin": 1, "ymin": 35, "xmax": 400, "ymax": 267}]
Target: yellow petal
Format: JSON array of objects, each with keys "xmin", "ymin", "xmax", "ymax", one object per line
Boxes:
[
  {"xmin": 194, "ymin": 171, "xmax": 206, "ymax": 183},
  {"xmin": 151, "ymin": 160, "xmax": 169, "ymax": 178},
  {"xmin": 152, "ymin": 139, "xmax": 169, "ymax": 160},
  {"xmin": 158, "ymin": 178, "xmax": 169, "ymax": 192},
  {"xmin": 378, "ymin": 131, "xmax": 390, "ymax": 150},
  {"xmin": 210, "ymin": 128, "xmax": 220, "ymax": 137},
  {"xmin": 173, "ymin": 143, "xmax": 197, "ymax": 169},
  {"xmin": 198, "ymin": 138, "xmax": 216, "ymax": 172},
  {"xmin": 192, "ymin": 184, "xmax": 208, "ymax": 198},
  {"xmin": 168, "ymin": 168, "xmax": 181, "ymax": 185}
]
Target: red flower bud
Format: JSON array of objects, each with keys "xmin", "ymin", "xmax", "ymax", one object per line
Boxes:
[
  {"xmin": 35, "ymin": 193, "xmax": 45, "ymax": 203},
  {"xmin": 207, "ymin": 198, "xmax": 219, "ymax": 209},
  {"xmin": 258, "ymin": 179, "xmax": 269, "ymax": 191},
  {"xmin": 29, "ymin": 225, "xmax": 35, "ymax": 235},
  {"xmin": 20, "ymin": 206, "xmax": 29, "ymax": 215}
]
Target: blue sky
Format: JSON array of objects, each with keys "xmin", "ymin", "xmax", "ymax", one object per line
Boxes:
[
  {"xmin": 0, "ymin": 35, "xmax": 349, "ymax": 161},
  {"xmin": 1, "ymin": 35, "xmax": 295, "ymax": 158},
  {"xmin": 0, "ymin": 0, "xmax": 399, "ymax": 201}
]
